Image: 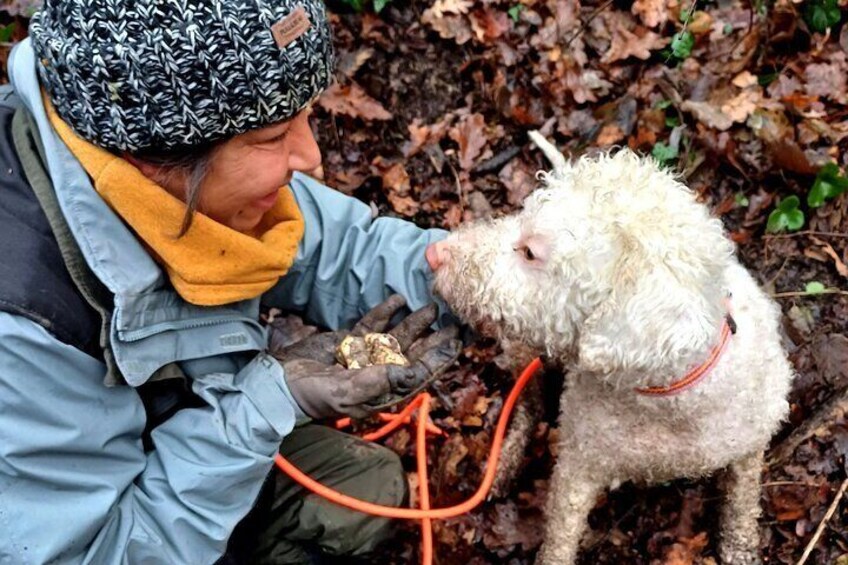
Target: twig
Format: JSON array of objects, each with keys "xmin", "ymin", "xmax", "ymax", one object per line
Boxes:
[
  {"xmin": 768, "ymin": 387, "xmax": 848, "ymax": 467},
  {"xmin": 770, "ymin": 289, "xmax": 848, "ymax": 298},
  {"xmin": 764, "ymin": 230, "xmax": 848, "ymax": 240},
  {"xmin": 564, "ymin": 0, "xmax": 614, "ymax": 47},
  {"xmin": 795, "ymin": 478, "xmax": 848, "ymax": 565},
  {"xmin": 762, "ymin": 481, "xmax": 825, "ymax": 488}
]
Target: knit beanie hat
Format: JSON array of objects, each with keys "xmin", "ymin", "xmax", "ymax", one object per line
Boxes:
[{"xmin": 29, "ymin": 0, "xmax": 334, "ymax": 152}]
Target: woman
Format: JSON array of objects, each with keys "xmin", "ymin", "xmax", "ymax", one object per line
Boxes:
[{"xmin": 0, "ymin": 1, "xmax": 460, "ymax": 563}]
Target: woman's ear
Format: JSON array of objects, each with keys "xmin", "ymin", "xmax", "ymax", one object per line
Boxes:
[{"xmin": 122, "ymin": 152, "xmax": 188, "ymax": 198}]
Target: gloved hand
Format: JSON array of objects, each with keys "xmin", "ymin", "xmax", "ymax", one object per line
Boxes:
[{"xmin": 271, "ymin": 295, "xmax": 461, "ymax": 419}]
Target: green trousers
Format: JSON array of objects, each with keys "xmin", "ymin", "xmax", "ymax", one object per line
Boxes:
[{"xmin": 222, "ymin": 424, "xmax": 408, "ymax": 564}]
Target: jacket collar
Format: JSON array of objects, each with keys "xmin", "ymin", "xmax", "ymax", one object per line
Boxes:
[{"xmin": 9, "ymin": 39, "xmax": 164, "ymax": 298}]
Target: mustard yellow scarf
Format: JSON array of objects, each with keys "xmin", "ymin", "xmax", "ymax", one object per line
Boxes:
[{"xmin": 46, "ymin": 100, "xmax": 305, "ymax": 306}]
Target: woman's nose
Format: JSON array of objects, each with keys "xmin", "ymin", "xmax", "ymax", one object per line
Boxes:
[
  {"xmin": 425, "ymin": 241, "xmax": 451, "ymax": 271},
  {"xmin": 288, "ymin": 118, "xmax": 323, "ymax": 174}
]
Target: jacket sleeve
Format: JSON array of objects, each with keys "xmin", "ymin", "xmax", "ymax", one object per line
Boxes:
[
  {"xmin": 263, "ymin": 172, "xmax": 453, "ymax": 330},
  {"xmin": 0, "ymin": 312, "xmax": 300, "ymax": 565}
]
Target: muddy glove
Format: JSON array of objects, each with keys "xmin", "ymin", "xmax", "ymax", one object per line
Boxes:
[{"xmin": 272, "ymin": 295, "xmax": 461, "ymax": 419}]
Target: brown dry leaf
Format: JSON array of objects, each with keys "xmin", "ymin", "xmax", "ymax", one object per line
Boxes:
[
  {"xmin": 318, "ymin": 82, "xmax": 392, "ymax": 121},
  {"xmin": 337, "ymin": 48, "xmax": 375, "ymax": 79},
  {"xmin": 499, "ymin": 158, "xmax": 537, "ymax": 206},
  {"xmin": 631, "ymin": 0, "xmax": 669, "ymax": 28},
  {"xmin": 662, "ymin": 532, "xmax": 709, "ymax": 565},
  {"xmin": 442, "ymin": 434, "xmax": 470, "ymax": 478},
  {"xmin": 804, "ymin": 51, "xmax": 848, "ymax": 104},
  {"xmin": 596, "ymin": 123, "xmax": 625, "ymax": 146},
  {"xmin": 469, "ymin": 8, "xmax": 509, "ymax": 42},
  {"xmin": 425, "ymin": 0, "xmax": 472, "ymax": 18},
  {"xmin": 602, "ymin": 27, "xmax": 668, "ymax": 63},
  {"xmin": 421, "ymin": 0, "xmax": 474, "ymax": 44},
  {"xmin": 689, "ymin": 10, "xmax": 714, "ymax": 34},
  {"xmin": 422, "ymin": 12, "xmax": 473, "ymax": 44},
  {"xmin": 810, "ymin": 236, "xmax": 848, "ymax": 278},
  {"xmin": 721, "ymin": 89, "xmax": 761, "ymax": 123},
  {"xmin": 449, "ymin": 113, "xmax": 489, "ymax": 170},
  {"xmin": 681, "ymin": 100, "xmax": 735, "ymax": 130},
  {"xmin": 402, "ymin": 119, "xmax": 431, "ymax": 158},
  {"xmin": 812, "ymin": 334, "xmax": 848, "ymax": 386},
  {"xmin": 387, "ymin": 192, "xmax": 420, "ymax": 217}
]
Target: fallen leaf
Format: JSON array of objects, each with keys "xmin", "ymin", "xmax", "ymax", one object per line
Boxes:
[
  {"xmin": 596, "ymin": 123, "xmax": 625, "ymax": 146},
  {"xmin": 499, "ymin": 158, "xmax": 537, "ymax": 206},
  {"xmin": 425, "ymin": 0, "xmax": 472, "ymax": 18},
  {"xmin": 337, "ymin": 47, "xmax": 375, "ymax": 79},
  {"xmin": 631, "ymin": 0, "xmax": 669, "ymax": 28},
  {"xmin": 662, "ymin": 532, "xmax": 709, "ymax": 565},
  {"xmin": 602, "ymin": 27, "xmax": 668, "ymax": 63},
  {"xmin": 421, "ymin": 12, "xmax": 473, "ymax": 44},
  {"xmin": 402, "ymin": 119, "xmax": 431, "ymax": 158},
  {"xmin": 812, "ymin": 333, "xmax": 848, "ymax": 386},
  {"xmin": 387, "ymin": 192, "xmax": 420, "ymax": 216},
  {"xmin": 318, "ymin": 82, "xmax": 392, "ymax": 121},
  {"xmin": 449, "ymin": 113, "xmax": 489, "ymax": 170},
  {"xmin": 721, "ymin": 88, "xmax": 761, "ymax": 123},
  {"xmin": 469, "ymin": 8, "xmax": 509, "ymax": 42},
  {"xmin": 810, "ymin": 236, "xmax": 848, "ymax": 277},
  {"xmin": 804, "ymin": 52, "xmax": 848, "ymax": 104},
  {"xmin": 681, "ymin": 100, "xmax": 735, "ymax": 130}
]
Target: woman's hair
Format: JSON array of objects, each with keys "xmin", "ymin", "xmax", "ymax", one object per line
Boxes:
[{"xmin": 129, "ymin": 141, "xmax": 219, "ymax": 236}]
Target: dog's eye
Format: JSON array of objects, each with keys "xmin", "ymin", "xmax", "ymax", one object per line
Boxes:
[{"xmin": 514, "ymin": 245, "xmax": 537, "ymax": 262}]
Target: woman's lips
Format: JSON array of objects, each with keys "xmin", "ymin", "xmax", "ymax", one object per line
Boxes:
[{"xmin": 253, "ymin": 189, "xmax": 280, "ymax": 210}]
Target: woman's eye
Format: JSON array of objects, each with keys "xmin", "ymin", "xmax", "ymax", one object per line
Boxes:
[{"xmin": 266, "ymin": 129, "xmax": 291, "ymax": 144}]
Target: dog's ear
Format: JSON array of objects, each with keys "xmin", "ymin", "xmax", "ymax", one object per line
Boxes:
[
  {"xmin": 528, "ymin": 130, "xmax": 568, "ymax": 179},
  {"xmin": 575, "ymin": 236, "xmax": 726, "ymax": 378}
]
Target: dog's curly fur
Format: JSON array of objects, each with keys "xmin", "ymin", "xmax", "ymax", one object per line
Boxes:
[{"xmin": 431, "ymin": 137, "xmax": 794, "ymax": 564}]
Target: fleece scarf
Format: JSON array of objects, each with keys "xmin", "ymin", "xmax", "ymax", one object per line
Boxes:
[{"xmin": 46, "ymin": 99, "xmax": 304, "ymax": 306}]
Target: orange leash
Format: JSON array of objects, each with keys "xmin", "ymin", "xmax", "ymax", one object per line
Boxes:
[{"xmin": 273, "ymin": 357, "xmax": 543, "ymax": 564}]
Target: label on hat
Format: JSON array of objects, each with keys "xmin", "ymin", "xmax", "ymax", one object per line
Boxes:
[{"xmin": 272, "ymin": 6, "xmax": 311, "ymax": 49}]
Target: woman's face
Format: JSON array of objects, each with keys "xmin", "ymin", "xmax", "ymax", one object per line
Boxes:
[{"xmin": 137, "ymin": 108, "xmax": 322, "ymax": 233}]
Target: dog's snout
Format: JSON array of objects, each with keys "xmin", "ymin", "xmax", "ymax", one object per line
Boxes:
[{"xmin": 425, "ymin": 241, "xmax": 451, "ymax": 271}]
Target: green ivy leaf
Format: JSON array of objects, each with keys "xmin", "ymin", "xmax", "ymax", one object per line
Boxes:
[
  {"xmin": 341, "ymin": 0, "xmax": 365, "ymax": 12},
  {"xmin": 805, "ymin": 281, "xmax": 827, "ymax": 295},
  {"xmin": 670, "ymin": 31, "xmax": 695, "ymax": 59},
  {"xmin": 654, "ymin": 99, "xmax": 673, "ymax": 110},
  {"xmin": 766, "ymin": 195, "xmax": 805, "ymax": 233},
  {"xmin": 804, "ymin": 0, "xmax": 842, "ymax": 32},
  {"xmin": 758, "ymin": 72, "xmax": 779, "ymax": 86},
  {"xmin": 508, "ymin": 4, "xmax": 524, "ymax": 22},
  {"xmin": 0, "ymin": 23, "xmax": 16, "ymax": 44},
  {"xmin": 808, "ymin": 162, "xmax": 848, "ymax": 208},
  {"xmin": 735, "ymin": 193, "xmax": 749, "ymax": 207},
  {"xmin": 373, "ymin": 0, "xmax": 389, "ymax": 12},
  {"xmin": 652, "ymin": 142, "xmax": 679, "ymax": 164},
  {"xmin": 665, "ymin": 115, "xmax": 681, "ymax": 128}
]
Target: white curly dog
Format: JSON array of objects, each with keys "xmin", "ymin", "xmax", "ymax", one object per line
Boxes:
[{"xmin": 427, "ymin": 133, "xmax": 794, "ymax": 564}]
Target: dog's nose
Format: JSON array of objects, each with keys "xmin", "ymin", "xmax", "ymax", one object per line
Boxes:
[{"xmin": 425, "ymin": 241, "xmax": 450, "ymax": 271}]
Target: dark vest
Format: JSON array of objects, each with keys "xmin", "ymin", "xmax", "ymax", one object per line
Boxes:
[
  {"xmin": 0, "ymin": 88, "xmax": 101, "ymax": 354},
  {"xmin": 0, "ymin": 89, "xmax": 202, "ymax": 448}
]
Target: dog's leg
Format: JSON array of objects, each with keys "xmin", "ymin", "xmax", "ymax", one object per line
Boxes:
[
  {"xmin": 491, "ymin": 377, "xmax": 542, "ymax": 497},
  {"xmin": 536, "ymin": 461, "xmax": 603, "ymax": 565},
  {"xmin": 718, "ymin": 451, "xmax": 764, "ymax": 565}
]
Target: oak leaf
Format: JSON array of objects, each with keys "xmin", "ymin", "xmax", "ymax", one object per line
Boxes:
[{"xmin": 318, "ymin": 82, "xmax": 392, "ymax": 121}]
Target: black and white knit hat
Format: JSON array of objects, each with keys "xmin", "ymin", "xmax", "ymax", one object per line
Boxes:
[{"xmin": 30, "ymin": 0, "xmax": 334, "ymax": 152}]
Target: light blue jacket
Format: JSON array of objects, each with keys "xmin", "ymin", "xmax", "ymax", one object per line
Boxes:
[{"xmin": 0, "ymin": 39, "xmax": 446, "ymax": 564}]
